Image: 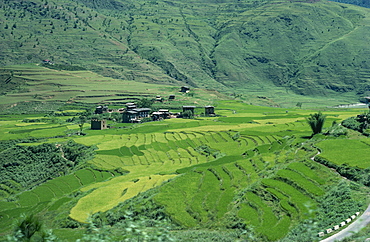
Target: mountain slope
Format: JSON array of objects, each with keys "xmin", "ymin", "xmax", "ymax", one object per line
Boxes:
[
  {"xmin": 331, "ymin": 0, "xmax": 370, "ymax": 8},
  {"xmin": 1, "ymin": 0, "xmax": 370, "ymax": 100}
]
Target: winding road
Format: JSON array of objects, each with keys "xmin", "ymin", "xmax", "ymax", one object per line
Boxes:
[
  {"xmin": 310, "ymin": 150, "xmax": 370, "ymax": 241},
  {"xmin": 320, "ymin": 204, "xmax": 370, "ymax": 242}
]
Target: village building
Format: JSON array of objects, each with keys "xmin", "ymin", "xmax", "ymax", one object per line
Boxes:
[
  {"xmin": 152, "ymin": 109, "xmax": 170, "ymax": 121},
  {"xmin": 333, "ymin": 225, "xmax": 339, "ymax": 230},
  {"xmin": 340, "ymin": 221, "xmax": 346, "ymax": 227},
  {"xmin": 168, "ymin": 94, "xmax": 175, "ymax": 100},
  {"xmin": 155, "ymin": 95, "xmax": 163, "ymax": 102},
  {"xmin": 125, "ymin": 102, "xmax": 137, "ymax": 110},
  {"xmin": 122, "ymin": 108, "xmax": 151, "ymax": 123},
  {"xmin": 91, "ymin": 119, "xmax": 107, "ymax": 130},
  {"xmin": 42, "ymin": 59, "xmax": 54, "ymax": 65},
  {"xmin": 95, "ymin": 105, "xmax": 109, "ymax": 114},
  {"xmin": 180, "ymin": 86, "xmax": 190, "ymax": 93},
  {"xmin": 326, "ymin": 228, "xmax": 332, "ymax": 234},
  {"xmin": 205, "ymin": 105, "xmax": 215, "ymax": 116},
  {"xmin": 182, "ymin": 106, "xmax": 196, "ymax": 115},
  {"xmin": 318, "ymin": 232, "xmax": 325, "ymax": 237}
]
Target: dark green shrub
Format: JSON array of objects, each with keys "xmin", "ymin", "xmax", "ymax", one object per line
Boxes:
[{"xmin": 306, "ymin": 112, "xmax": 326, "ymax": 135}]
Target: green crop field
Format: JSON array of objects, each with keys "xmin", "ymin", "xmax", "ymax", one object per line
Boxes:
[
  {"xmin": 0, "ymin": 95, "xmax": 369, "ymax": 241},
  {"xmin": 2, "ymin": 0, "xmax": 370, "ymax": 240},
  {"xmin": 316, "ymin": 139, "xmax": 370, "ymax": 168}
]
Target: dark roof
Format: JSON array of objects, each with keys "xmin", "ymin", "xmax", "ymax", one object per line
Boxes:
[
  {"xmin": 133, "ymin": 108, "xmax": 151, "ymax": 112},
  {"xmin": 126, "ymin": 111, "xmax": 138, "ymax": 114}
]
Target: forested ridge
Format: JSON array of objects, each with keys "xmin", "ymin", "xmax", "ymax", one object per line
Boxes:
[{"xmin": 1, "ymin": 0, "xmax": 370, "ymax": 101}]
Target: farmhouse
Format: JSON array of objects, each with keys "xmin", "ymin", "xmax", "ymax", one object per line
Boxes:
[
  {"xmin": 126, "ymin": 102, "xmax": 137, "ymax": 110},
  {"xmin": 122, "ymin": 108, "xmax": 151, "ymax": 123},
  {"xmin": 95, "ymin": 105, "xmax": 108, "ymax": 114},
  {"xmin": 180, "ymin": 86, "xmax": 190, "ymax": 93},
  {"xmin": 152, "ymin": 109, "xmax": 170, "ymax": 121},
  {"xmin": 91, "ymin": 119, "xmax": 107, "ymax": 130},
  {"xmin": 155, "ymin": 95, "xmax": 163, "ymax": 102},
  {"xmin": 205, "ymin": 105, "xmax": 215, "ymax": 116},
  {"xmin": 42, "ymin": 59, "xmax": 54, "ymax": 65},
  {"xmin": 168, "ymin": 94, "xmax": 175, "ymax": 100}
]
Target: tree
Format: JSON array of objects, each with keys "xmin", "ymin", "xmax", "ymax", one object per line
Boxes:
[
  {"xmin": 182, "ymin": 110, "xmax": 193, "ymax": 119},
  {"xmin": 136, "ymin": 98, "xmax": 154, "ymax": 108},
  {"xmin": 306, "ymin": 111, "xmax": 326, "ymax": 135},
  {"xmin": 78, "ymin": 115, "xmax": 87, "ymax": 135},
  {"xmin": 8, "ymin": 214, "xmax": 57, "ymax": 242},
  {"xmin": 10, "ymin": 214, "xmax": 42, "ymax": 241}
]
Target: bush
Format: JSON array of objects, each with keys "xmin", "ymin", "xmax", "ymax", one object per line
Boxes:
[
  {"xmin": 342, "ymin": 116, "xmax": 362, "ymax": 132},
  {"xmin": 324, "ymin": 123, "xmax": 348, "ymax": 137},
  {"xmin": 182, "ymin": 110, "xmax": 194, "ymax": 119},
  {"xmin": 306, "ymin": 112, "xmax": 326, "ymax": 135}
]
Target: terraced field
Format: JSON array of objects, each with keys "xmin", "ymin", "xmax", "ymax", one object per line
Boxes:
[
  {"xmin": 0, "ymin": 168, "xmax": 118, "ymax": 232},
  {"xmin": 0, "ymin": 100, "xmax": 367, "ymax": 240}
]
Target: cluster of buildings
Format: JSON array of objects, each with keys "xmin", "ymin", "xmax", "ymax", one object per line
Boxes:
[{"xmin": 91, "ymin": 102, "xmax": 215, "ymax": 130}]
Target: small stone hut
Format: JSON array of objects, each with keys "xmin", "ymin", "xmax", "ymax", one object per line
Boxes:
[
  {"xmin": 205, "ymin": 106, "xmax": 215, "ymax": 116},
  {"xmin": 91, "ymin": 119, "xmax": 107, "ymax": 130}
]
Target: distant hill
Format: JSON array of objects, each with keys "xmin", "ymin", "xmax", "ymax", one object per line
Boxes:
[
  {"xmin": 1, "ymin": 0, "xmax": 370, "ymax": 101},
  {"xmin": 331, "ymin": 0, "xmax": 370, "ymax": 8}
]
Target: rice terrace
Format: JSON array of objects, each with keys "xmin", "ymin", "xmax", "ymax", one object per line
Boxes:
[
  {"xmin": 1, "ymin": 0, "xmax": 370, "ymax": 239},
  {"xmin": 0, "ymin": 64, "xmax": 370, "ymax": 241}
]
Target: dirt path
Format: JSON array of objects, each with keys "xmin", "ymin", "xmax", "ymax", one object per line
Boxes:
[{"xmin": 320, "ymin": 204, "xmax": 370, "ymax": 242}]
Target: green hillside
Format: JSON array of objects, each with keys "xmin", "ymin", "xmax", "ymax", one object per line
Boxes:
[
  {"xmin": 332, "ymin": 0, "xmax": 370, "ymax": 8},
  {"xmin": 1, "ymin": 0, "xmax": 370, "ymax": 103}
]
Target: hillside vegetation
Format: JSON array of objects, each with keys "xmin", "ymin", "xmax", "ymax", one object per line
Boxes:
[
  {"xmin": 1, "ymin": 0, "xmax": 370, "ymax": 103},
  {"xmin": 332, "ymin": 0, "xmax": 370, "ymax": 8}
]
